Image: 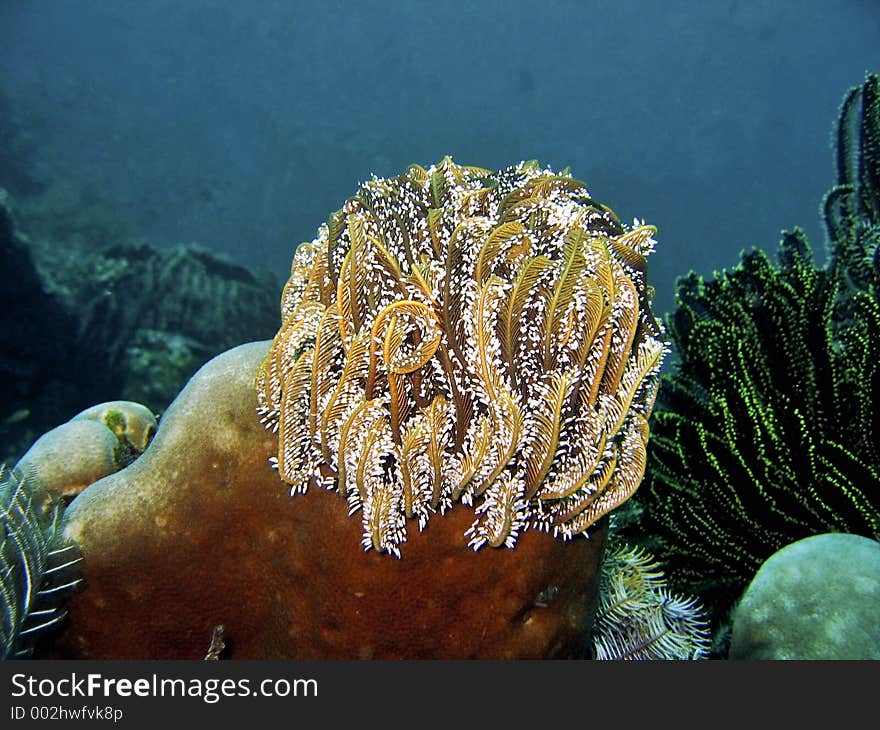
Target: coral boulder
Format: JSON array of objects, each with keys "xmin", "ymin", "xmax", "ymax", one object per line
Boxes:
[
  {"xmin": 54, "ymin": 342, "xmax": 607, "ymax": 658},
  {"xmin": 729, "ymin": 533, "xmax": 880, "ymax": 660}
]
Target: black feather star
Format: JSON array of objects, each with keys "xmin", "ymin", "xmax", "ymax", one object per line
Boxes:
[{"xmin": 629, "ymin": 73, "xmax": 880, "ymax": 627}]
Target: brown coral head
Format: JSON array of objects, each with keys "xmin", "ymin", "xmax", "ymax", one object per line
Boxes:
[{"xmin": 258, "ymin": 158, "xmax": 666, "ymax": 556}]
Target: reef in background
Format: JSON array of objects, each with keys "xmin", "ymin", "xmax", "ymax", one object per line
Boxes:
[
  {"xmin": 0, "ymin": 191, "xmax": 280, "ymax": 464},
  {"xmin": 0, "ymin": 193, "xmax": 80, "ymax": 465},
  {"xmin": 40, "ymin": 240, "xmax": 281, "ymax": 412},
  {"xmin": 0, "ymin": 84, "xmax": 282, "ymax": 463}
]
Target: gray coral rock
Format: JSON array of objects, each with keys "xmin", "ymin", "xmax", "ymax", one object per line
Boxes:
[{"xmin": 729, "ymin": 533, "xmax": 880, "ymax": 659}]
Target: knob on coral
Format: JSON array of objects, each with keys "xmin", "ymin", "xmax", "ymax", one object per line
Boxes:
[
  {"xmin": 71, "ymin": 401, "xmax": 158, "ymax": 455},
  {"xmin": 14, "ymin": 401, "xmax": 158, "ymax": 502}
]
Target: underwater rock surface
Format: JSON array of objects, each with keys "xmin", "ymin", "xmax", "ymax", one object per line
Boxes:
[{"xmin": 729, "ymin": 533, "xmax": 880, "ymax": 660}]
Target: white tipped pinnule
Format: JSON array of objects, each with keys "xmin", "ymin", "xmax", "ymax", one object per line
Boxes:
[{"xmin": 259, "ymin": 159, "xmax": 666, "ymax": 556}]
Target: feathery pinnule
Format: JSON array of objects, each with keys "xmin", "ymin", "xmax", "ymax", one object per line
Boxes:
[{"xmin": 258, "ymin": 158, "xmax": 666, "ymax": 556}]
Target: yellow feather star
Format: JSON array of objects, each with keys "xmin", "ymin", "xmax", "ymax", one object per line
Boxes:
[{"xmin": 260, "ymin": 158, "xmax": 666, "ymax": 555}]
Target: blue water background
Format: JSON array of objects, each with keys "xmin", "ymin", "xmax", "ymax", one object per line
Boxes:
[{"xmin": 1, "ymin": 0, "xmax": 878, "ymax": 315}]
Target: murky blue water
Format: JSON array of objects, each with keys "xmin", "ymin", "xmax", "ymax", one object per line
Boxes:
[{"xmin": 1, "ymin": 0, "xmax": 878, "ymax": 314}]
